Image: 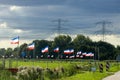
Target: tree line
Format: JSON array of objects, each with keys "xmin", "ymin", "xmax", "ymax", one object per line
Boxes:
[{"xmin": 0, "ymin": 34, "xmax": 120, "ymax": 60}]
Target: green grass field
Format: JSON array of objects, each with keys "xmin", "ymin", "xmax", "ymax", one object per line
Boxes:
[
  {"xmin": 59, "ymin": 72, "xmax": 110, "ymax": 80},
  {"xmin": 0, "ymin": 59, "xmax": 120, "ymax": 80}
]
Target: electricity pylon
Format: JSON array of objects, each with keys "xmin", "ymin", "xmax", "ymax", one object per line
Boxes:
[
  {"xmin": 95, "ymin": 21, "xmax": 112, "ymax": 41},
  {"xmin": 52, "ymin": 18, "xmax": 67, "ymax": 35}
]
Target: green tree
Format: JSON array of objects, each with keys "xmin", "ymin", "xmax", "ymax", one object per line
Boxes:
[
  {"xmin": 52, "ymin": 35, "xmax": 72, "ymax": 58},
  {"xmin": 5, "ymin": 48, "xmax": 13, "ymax": 57},
  {"xmin": 73, "ymin": 34, "xmax": 93, "ymax": 52},
  {"xmin": 54, "ymin": 35, "xmax": 71, "ymax": 48},
  {"xmin": 0, "ymin": 48, "xmax": 6, "ymax": 58},
  {"xmin": 73, "ymin": 34, "xmax": 92, "ymax": 46},
  {"xmin": 11, "ymin": 34, "xmax": 118, "ymax": 60},
  {"xmin": 19, "ymin": 43, "xmax": 27, "ymax": 58},
  {"xmin": 33, "ymin": 40, "xmax": 52, "ymax": 58},
  {"xmin": 53, "ymin": 35, "xmax": 71, "ymax": 47},
  {"xmin": 116, "ymin": 46, "xmax": 120, "ymax": 55},
  {"xmin": 97, "ymin": 41, "xmax": 116, "ymax": 60}
]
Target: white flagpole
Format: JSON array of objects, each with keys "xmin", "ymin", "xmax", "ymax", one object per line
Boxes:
[
  {"xmin": 33, "ymin": 43, "xmax": 35, "ymax": 66},
  {"xmin": 16, "ymin": 36, "xmax": 19, "ymax": 68},
  {"xmin": 47, "ymin": 46, "xmax": 49, "ymax": 68},
  {"xmin": 57, "ymin": 47, "xmax": 60, "ymax": 68}
]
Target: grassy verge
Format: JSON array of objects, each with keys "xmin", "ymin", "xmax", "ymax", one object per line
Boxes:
[
  {"xmin": 59, "ymin": 71, "xmax": 111, "ymax": 80},
  {"xmin": 59, "ymin": 61, "xmax": 120, "ymax": 80}
]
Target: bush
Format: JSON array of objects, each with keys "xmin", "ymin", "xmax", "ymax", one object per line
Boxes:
[
  {"xmin": 15, "ymin": 63, "xmax": 92, "ymax": 80},
  {"xmin": 17, "ymin": 66, "xmax": 43, "ymax": 80},
  {"xmin": 0, "ymin": 70, "xmax": 16, "ymax": 80}
]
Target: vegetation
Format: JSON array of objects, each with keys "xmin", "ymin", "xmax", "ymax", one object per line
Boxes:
[
  {"xmin": 0, "ymin": 60, "xmax": 120, "ymax": 80},
  {"xmin": 0, "ymin": 34, "xmax": 119, "ymax": 60},
  {"xmin": 0, "ymin": 70, "xmax": 16, "ymax": 80},
  {"xmin": 0, "ymin": 34, "xmax": 119, "ymax": 80}
]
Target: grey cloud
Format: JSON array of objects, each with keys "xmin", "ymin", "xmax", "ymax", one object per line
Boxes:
[
  {"xmin": 65, "ymin": 0, "xmax": 120, "ymax": 13},
  {"xmin": 1, "ymin": 0, "xmax": 120, "ymax": 14},
  {"xmin": 0, "ymin": 0, "xmax": 67, "ymax": 6},
  {"xmin": 0, "ymin": 0, "xmax": 120, "ymax": 40}
]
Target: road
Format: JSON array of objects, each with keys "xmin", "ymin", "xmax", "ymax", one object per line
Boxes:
[{"xmin": 102, "ymin": 71, "xmax": 120, "ymax": 80}]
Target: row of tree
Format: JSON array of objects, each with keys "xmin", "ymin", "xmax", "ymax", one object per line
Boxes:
[{"xmin": 0, "ymin": 34, "xmax": 120, "ymax": 60}]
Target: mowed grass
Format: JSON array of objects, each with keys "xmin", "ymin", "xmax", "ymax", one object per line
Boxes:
[
  {"xmin": 59, "ymin": 71, "xmax": 110, "ymax": 80},
  {"xmin": 59, "ymin": 61, "xmax": 120, "ymax": 80},
  {"xmin": 59, "ymin": 65, "xmax": 120, "ymax": 80}
]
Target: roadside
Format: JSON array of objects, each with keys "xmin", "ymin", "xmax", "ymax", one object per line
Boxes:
[{"xmin": 102, "ymin": 71, "xmax": 120, "ymax": 80}]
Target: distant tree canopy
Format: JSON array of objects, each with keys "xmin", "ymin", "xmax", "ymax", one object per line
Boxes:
[{"xmin": 0, "ymin": 34, "xmax": 119, "ymax": 60}]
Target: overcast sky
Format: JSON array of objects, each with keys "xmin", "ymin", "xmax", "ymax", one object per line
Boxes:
[{"xmin": 0, "ymin": 0, "xmax": 120, "ymax": 48}]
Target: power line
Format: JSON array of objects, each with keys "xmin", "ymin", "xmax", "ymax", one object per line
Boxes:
[
  {"xmin": 52, "ymin": 18, "xmax": 67, "ymax": 35},
  {"xmin": 95, "ymin": 21, "xmax": 112, "ymax": 41}
]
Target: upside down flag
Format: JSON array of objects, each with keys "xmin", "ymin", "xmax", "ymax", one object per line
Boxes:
[
  {"xmin": 64, "ymin": 49, "xmax": 74, "ymax": 54},
  {"xmin": 41, "ymin": 46, "xmax": 48, "ymax": 53},
  {"xmin": 77, "ymin": 51, "xmax": 82, "ymax": 55},
  {"xmin": 28, "ymin": 43, "xmax": 35, "ymax": 50},
  {"xmin": 82, "ymin": 52, "xmax": 87, "ymax": 56},
  {"xmin": 86, "ymin": 52, "xmax": 94, "ymax": 57},
  {"xmin": 11, "ymin": 36, "xmax": 19, "ymax": 44},
  {"xmin": 54, "ymin": 47, "xmax": 59, "ymax": 53}
]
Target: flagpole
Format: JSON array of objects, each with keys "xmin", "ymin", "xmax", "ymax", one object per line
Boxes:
[
  {"xmin": 58, "ymin": 49, "xmax": 60, "ymax": 68},
  {"xmin": 41, "ymin": 46, "xmax": 49, "ymax": 68},
  {"xmin": 17, "ymin": 36, "xmax": 19, "ymax": 68},
  {"xmin": 47, "ymin": 47, "xmax": 49, "ymax": 68},
  {"xmin": 33, "ymin": 43, "xmax": 35, "ymax": 66},
  {"xmin": 47, "ymin": 52, "xmax": 48, "ymax": 68},
  {"xmin": 54, "ymin": 47, "xmax": 60, "ymax": 68},
  {"xmin": 57, "ymin": 49, "xmax": 60, "ymax": 67},
  {"xmin": 47, "ymin": 46, "xmax": 49, "ymax": 68}
]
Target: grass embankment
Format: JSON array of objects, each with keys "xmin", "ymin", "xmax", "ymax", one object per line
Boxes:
[
  {"xmin": 60, "ymin": 72, "xmax": 110, "ymax": 80},
  {"xmin": 59, "ymin": 61, "xmax": 120, "ymax": 80}
]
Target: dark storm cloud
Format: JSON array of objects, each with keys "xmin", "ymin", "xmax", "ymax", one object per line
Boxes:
[
  {"xmin": 0, "ymin": 0, "xmax": 119, "ymax": 40},
  {"xmin": 1, "ymin": 0, "xmax": 120, "ymax": 14},
  {"xmin": 0, "ymin": 0, "xmax": 67, "ymax": 6},
  {"xmin": 65, "ymin": 0, "xmax": 120, "ymax": 13}
]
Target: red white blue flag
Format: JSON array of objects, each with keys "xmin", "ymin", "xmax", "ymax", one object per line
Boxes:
[
  {"xmin": 41, "ymin": 46, "xmax": 49, "ymax": 53},
  {"xmin": 28, "ymin": 43, "xmax": 35, "ymax": 50},
  {"xmin": 86, "ymin": 52, "xmax": 94, "ymax": 57},
  {"xmin": 64, "ymin": 49, "xmax": 74, "ymax": 54},
  {"xmin": 54, "ymin": 47, "xmax": 59, "ymax": 53},
  {"xmin": 11, "ymin": 36, "xmax": 19, "ymax": 44},
  {"xmin": 82, "ymin": 52, "xmax": 87, "ymax": 56},
  {"xmin": 77, "ymin": 51, "xmax": 82, "ymax": 55}
]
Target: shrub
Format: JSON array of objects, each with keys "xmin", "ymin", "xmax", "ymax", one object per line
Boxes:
[
  {"xmin": 0, "ymin": 70, "xmax": 16, "ymax": 80},
  {"xmin": 17, "ymin": 66, "xmax": 43, "ymax": 80},
  {"xmin": 16, "ymin": 63, "xmax": 92, "ymax": 80}
]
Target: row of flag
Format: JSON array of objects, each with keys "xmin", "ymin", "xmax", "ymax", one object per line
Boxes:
[
  {"xmin": 10, "ymin": 36, "xmax": 59, "ymax": 53},
  {"xmin": 21, "ymin": 54, "xmax": 93, "ymax": 59},
  {"xmin": 10, "ymin": 36, "xmax": 94, "ymax": 56}
]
